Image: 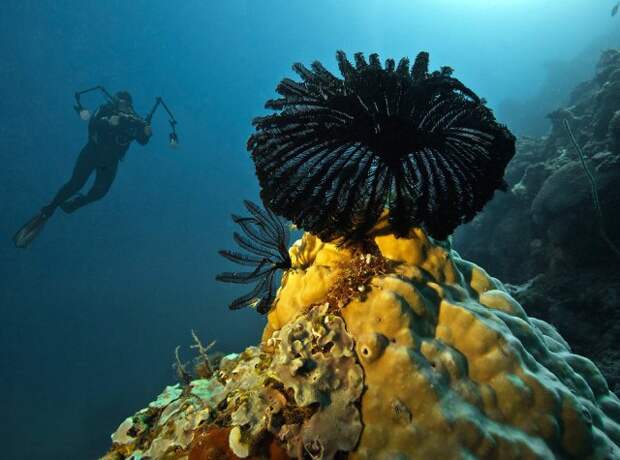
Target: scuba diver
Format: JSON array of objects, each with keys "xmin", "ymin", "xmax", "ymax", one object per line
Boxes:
[
  {"xmin": 45, "ymin": 90, "xmax": 152, "ymax": 216},
  {"xmin": 13, "ymin": 86, "xmax": 178, "ymax": 248}
]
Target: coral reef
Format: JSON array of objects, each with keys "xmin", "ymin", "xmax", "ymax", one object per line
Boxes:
[
  {"xmin": 454, "ymin": 49, "xmax": 620, "ymax": 394},
  {"xmin": 103, "ymin": 224, "xmax": 620, "ymax": 459},
  {"xmin": 104, "ymin": 301, "xmax": 363, "ymax": 460},
  {"xmin": 102, "ymin": 380, "xmax": 226, "ymax": 459},
  {"xmin": 248, "ymin": 51, "xmax": 515, "ymax": 242},
  {"xmin": 101, "ymin": 49, "xmax": 620, "ymax": 459}
]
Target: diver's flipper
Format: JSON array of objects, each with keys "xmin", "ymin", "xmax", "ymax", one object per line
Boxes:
[
  {"xmin": 60, "ymin": 194, "xmax": 85, "ymax": 214},
  {"xmin": 13, "ymin": 212, "xmax": 50, "ymax": 248}
]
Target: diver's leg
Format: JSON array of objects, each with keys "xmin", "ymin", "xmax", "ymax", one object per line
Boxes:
[
  {"xmin": 42, "ymin": 144, "xmax": 95, "ymax": 216},
  {"xmin": 61, "ymin": 162, "xmax": 119, "ymax": 212},
  {"xmin": 85, "ymin": 162, "xmax": 119, "ymax": 203}
]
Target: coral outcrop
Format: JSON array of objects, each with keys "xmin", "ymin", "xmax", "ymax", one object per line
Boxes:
[
  {"xmin": 100, "ymin": 49, "xmax": 620, "ymax": 460},
  {"xmin": 103, "ymin": 223, "xmax": 620, "ymax": 459}
]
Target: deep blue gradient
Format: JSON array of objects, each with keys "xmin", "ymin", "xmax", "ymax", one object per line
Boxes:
[{"xmin": 0, "ymin": 1, "xmax": 615, "ymax": 458}]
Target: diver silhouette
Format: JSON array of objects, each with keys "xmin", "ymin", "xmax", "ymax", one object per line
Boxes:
[
  {"xmin": 13, "ymin": 87, "xmax": 179, "ymax": 248},
  {"xmin": 44, "ymin": 90, "xmax": 152, "ymax": 216}
]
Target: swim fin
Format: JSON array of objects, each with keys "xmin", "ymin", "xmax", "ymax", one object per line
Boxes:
[{"xmin": 13, "ymin": 212, "xmax": 50, "ymax": 248}]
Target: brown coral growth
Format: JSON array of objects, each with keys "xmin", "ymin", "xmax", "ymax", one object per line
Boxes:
[{"xmin": 324, "ymin": 241, "xmax": 392, "ymax": 312}]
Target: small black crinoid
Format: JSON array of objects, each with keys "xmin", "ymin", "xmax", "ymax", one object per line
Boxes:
[
  {"xmin": 216, "ymin": 200, "xmax": 291, "ymax": 314},
  {"xmin": 248, "ymin": 51, "xmax": 516, "ymax": 241}
]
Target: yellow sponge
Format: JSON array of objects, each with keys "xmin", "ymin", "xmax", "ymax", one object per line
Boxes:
[
  {"xmin": 268, "ymin": 226, "xmax": 620, "ymax": 459},
  {"xmin": 104, "ymin": 225, "xmax": 620, "ymax": 460}
]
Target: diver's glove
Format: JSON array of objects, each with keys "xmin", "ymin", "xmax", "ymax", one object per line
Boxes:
[{"xmin": 124, "ymin": 113, "xmax": 148, "ymax": 130}]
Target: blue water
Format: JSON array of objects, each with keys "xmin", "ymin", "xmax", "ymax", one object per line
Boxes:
[{"xmin": 0, "ymin": 1, "xmax": 616, "ymax": 458}]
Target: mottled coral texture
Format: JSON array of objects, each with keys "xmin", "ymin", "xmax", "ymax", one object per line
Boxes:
[
  {"xmin": 104, "ymin": 222, "xmax": 620, "ymax": 460},
  {"xmin": 270, "ymin": 224, "xmax": 620, "ymax": 459}
]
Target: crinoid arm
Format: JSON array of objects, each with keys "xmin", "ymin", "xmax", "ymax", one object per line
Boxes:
[
  {"xmin": 216, "ymin": 200, "xmax": 291, "ymax": 314},
  {"xmin": 248, "ymin": 51, "xmax": 516, "ymax": 241}
]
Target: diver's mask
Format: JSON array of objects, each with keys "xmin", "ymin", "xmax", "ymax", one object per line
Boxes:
[{"xmin": 116, "ymin": 98, "xmax": 133, "ymax": 114}]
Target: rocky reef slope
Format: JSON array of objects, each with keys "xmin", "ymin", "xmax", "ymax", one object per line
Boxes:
[{"xmin": 455, "ymin": 49, "xmax": 620, "ymax": 395}]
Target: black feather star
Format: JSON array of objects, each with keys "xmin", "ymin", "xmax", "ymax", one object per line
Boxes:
[
  {"xmin": 216, "ymin": 200, "xmax": 291, "ymax": 314},
  {"xmin": 248, "ymin": 51, "xmax": 516, "ymax": 241}
]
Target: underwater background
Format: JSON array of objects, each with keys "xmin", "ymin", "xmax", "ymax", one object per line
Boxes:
[{"xmin": 0, "ymin": 1, "xmax": 618, "ymax": 458}]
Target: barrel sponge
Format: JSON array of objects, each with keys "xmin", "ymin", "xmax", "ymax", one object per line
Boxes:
[{"xmin": 268, "ymin": 227, "xmax": 620, "ymax": 459}]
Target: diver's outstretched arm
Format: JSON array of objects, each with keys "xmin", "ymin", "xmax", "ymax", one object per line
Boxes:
[{"xmin": 135, "ymin": 121, "xmax": 152, "ymax": 146}]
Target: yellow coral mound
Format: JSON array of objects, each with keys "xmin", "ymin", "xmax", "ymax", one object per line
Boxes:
[
  {"xmin": 104, "ymin": 225, "xmax": 620, "ymax": 460},
  {"xmin": 267, "ymin": 226, "xmax": 620, "ymax": 460}
]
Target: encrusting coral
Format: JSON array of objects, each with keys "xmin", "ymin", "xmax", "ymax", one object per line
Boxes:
[
  {"xmin": 103, "ymin": 218, "xmax": 620, "ymax": 460},
  {"xmin": 103, "ymin": 301, "xmax": 363, "ymax": 460}
]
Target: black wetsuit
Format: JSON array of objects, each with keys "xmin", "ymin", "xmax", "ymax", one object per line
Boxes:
[{"xmin": 44, "ymin": 103, "xmax": 151, "ymax": 215}]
